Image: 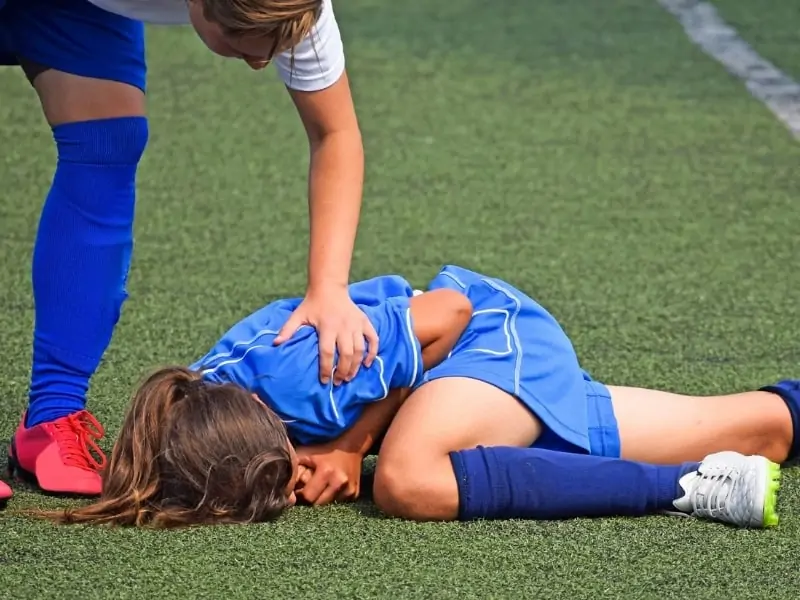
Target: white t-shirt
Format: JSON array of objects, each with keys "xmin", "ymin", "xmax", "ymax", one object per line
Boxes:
[{"xmin": 86, "ymin": 0, "xmax": 345, "ymax": 92}]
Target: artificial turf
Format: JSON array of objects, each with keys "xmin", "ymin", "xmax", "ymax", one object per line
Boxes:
[{"xmin": 1, "ymin": 1, "xmax": 799, "ymax": 597}]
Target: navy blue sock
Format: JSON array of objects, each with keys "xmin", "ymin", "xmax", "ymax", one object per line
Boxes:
[
  {"xmin": 760, "ymin": 380, "xmax": 800, "ymax": 463},
  {"xmin": 26, "ymin": 117, "xmax": 148, "ymax": 428},
  {"xmin": 450, "ymin": 446, "xmax": 700, "ymax": 521}
]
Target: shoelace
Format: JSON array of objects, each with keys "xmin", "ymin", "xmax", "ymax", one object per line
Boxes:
[
  {"xmin": 52, "ymin": 410, "xmax": 107, "ymax": 471},
  {"xmin": 691, "ymin": 465, "xmax": 735, "ymax": 518}
]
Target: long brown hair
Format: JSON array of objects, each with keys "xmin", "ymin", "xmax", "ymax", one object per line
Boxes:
[{"xmin": 39, "ymin": 367, "xmax": 294, "ymax": 528}]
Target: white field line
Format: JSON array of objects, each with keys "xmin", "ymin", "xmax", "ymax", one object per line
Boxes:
[{"xmin": 658, "ymin": 0, "xmax": 800, "ymax": 140}]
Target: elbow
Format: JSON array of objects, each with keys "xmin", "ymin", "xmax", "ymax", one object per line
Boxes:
[
  {"xmin": 443, "ymin": 289, "xmax": 473, "ymax": 328},
  {"xmin": 456, "ymin": 294, "xmax": 473, "ymax": 328},
  {"xmin": 307, "ymin": 125, "xmax": 363, "ymax": 152}
]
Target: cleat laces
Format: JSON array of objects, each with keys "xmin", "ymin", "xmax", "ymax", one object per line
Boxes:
[{"xmin": 52, "ymin": 410, "xmax": 107, "ymax": 471}]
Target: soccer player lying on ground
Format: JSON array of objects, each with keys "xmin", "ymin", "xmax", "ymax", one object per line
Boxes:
[{"xmin": 31, "ymin": 266, "xmax": 799, "ymax": 528}]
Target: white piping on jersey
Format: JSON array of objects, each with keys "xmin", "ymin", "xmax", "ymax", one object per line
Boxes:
[
  {"xmin": 199, "ymin": 325, "xmax": 315, "ymax": 375},
  {"xmin": 327, "ymin": 355, "xmax": 386, "ymax": 424},
  {"xmin": 461, "ymin": 308, "xmax": 512, "ymax": 356},
  {"xmin": 374, "ymin": 357, "xmax": 388, "ymax": 399},
  {"xmin": 440, "ymin": 271, "xmax": 466, "ymax": 289},
  {"xmin": 482, "ymin": 278, "xmax": 523, "ymax": 396},
  {"xmin": 436, "ymin": 269, "xmax": 523, "ymax": 396},
  {"xmin": 200, "ymin": 343, "xmax": 271, "ymax": 376},
  {"xmin": 327, "ymin": 365, "xmax": 340, "ymax": 420},
  {"xmin": 402, "ymin": 308, "xmax": 420, "ymax": 386},
  {"xmin": 200, "ymin": 324, "xmax": 313, "ymax": 367}
]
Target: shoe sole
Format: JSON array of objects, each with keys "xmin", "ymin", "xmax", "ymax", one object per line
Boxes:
[
  {"xmin": 760, "ymin": 458, "xmax": 781, "ymax": 528},
  {"xmin": 7, "ymin": 440, "xmax": 101, "ymax": 499}
]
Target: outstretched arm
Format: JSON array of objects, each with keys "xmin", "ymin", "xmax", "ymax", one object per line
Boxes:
[
  {"xmin": 292, "ymin": 72, "xmax": 363, "ymax": 299},
  {"xmin": 273, "ymin": 72, "xmax": 379, "ymax": 387}
]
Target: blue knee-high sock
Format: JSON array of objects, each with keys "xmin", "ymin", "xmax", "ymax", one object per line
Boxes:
[
  {"xmin": 450, "ymin": 446, "xmax": 700, "ymax": 521},
  {"xmin": 760, "ymin": 380, "xmax": 800, "ymax": 463},
  {"xmin": 26, "ymin": 117, "xmax": 148, "ymax": 428}
]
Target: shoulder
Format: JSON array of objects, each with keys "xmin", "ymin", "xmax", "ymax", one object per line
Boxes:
[
  {"xmin": 86, "ymin": 0, "xmax": 189, "ymax": 24},
  {"xmin": 273, "ymin": 0, "xmax": 346, "ymax": 92}
]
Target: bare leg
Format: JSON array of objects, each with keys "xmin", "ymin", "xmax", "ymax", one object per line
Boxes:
[
  {"xmin": 373, "ymin": 377, "xmax": 783, "ymax": 527},
  {"xmin": 373, "ymin": 377, "xmax": 543, "ymax": 521},
  {"xmin": 610, "ymin": 386, "xmax": 793, "ymax": 464}
]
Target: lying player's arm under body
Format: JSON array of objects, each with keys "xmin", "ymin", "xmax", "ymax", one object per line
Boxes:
[{"xmin": 330, "ymin": 288, "xmax": 474, "ymax": 453}]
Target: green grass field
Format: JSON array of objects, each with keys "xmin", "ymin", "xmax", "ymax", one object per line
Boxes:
[{"xmin": 2, "ymin": 1, "xmax": 800, "ymax": 597}]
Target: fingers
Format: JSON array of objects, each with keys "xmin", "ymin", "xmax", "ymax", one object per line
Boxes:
[
  {"xmin": 328, "ymin": 319, "xmax": 377, "ymax": 384},
  {"xmin": 299, "ymin": 467, "xmax": 346, "ymax": 505},
  {"xmin": 297, "ymin": 455, "xmax": 316, "ymax": 471},
  {"xmin": 362, "ymin": 317, "xmax": 379, "ymax": 368},
  {"xmin": 314, "ymin": 479, "xmax": 344, "ymax": 507},
  {"xmin": 335, "ymin": 331, "xmax": 360, "ymax": 384},
  {"xmin": 273, "ymin": 312, "xmax": 302, "ymax": 346},
  {"xmin": 294, "ymin": 464, "xmax": 313, "ymax": 492},
  {"xmin": 286, "ymin": 296, "xmax": 377, "ymax": 384},
  {"xmin": 317, "ymin": 327, "xmax": 336, "ymax": 385},
  {"xmin": 335, "ymin": 478, "xmax": 359, "ymax": 503},
  {"xmin": 345, "ymin": 331, "xmax": 366, "ymax": 382}
]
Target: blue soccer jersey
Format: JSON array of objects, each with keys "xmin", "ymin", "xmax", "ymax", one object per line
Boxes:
[{"xmin": 190, "ymin": 275, "xmax": 423, "ymax": 446}]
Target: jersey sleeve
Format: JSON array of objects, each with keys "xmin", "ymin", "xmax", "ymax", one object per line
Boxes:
[
  {"xmin": 273, "ymin": 0, "xmax": 346, "ymax": 92},
  {"xmin": 358, "ymin": 296, "xmax": 424, "ymax": 391}
]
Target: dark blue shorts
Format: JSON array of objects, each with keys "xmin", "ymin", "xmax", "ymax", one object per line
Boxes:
[{"xmin": 0, "ymin": 0, "xmax": 146, "ymax": 91}]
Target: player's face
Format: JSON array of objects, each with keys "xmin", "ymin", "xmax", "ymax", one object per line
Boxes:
[{"xmin": 187, "ymin": 0, "xmax": 277, "ymax": 70}]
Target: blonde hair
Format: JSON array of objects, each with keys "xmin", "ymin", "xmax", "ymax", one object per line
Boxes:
[
  {"xmin": 34, "ymin": 366, "xmax": 294, "ymax": 528},
  {"xmin": 202, "ymin": 0, "xmax": 323, "ymax": 53}
]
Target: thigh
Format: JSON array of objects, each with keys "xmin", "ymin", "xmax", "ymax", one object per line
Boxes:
[
  {"xmin": 379, "ymin": 377, "xmax": 543, "ymax": 463},
  {"xmin": 609, "ymin": 385, "xmax": 790, "ymax": 464},
  {"xmin": 31, "ymin": 70, "xmax": 146, "ymax": 126},
  {"xmin": 2, "ymin": 0, "xmax": 146, "ymax": 125}
]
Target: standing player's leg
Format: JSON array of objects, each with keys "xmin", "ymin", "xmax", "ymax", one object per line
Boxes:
[
  {"xmin": 2, "ymin": 0, "xmax": 148, "ymax": 495},
  {"xmin": 605, "ymin": 381, "xmax": 799, "ymax": 465},
  {"xmin": 373, "ymin": 377, "xmax": 779, "ymax": 528}
]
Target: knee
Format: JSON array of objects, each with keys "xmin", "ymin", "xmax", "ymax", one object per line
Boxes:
[
  {"xmin": 756, "ymin": 425, "xmax": 793, "ymax": 463},
  {"xmin": 750, "ymin": 394, "xmax": 794, "ymax": 463},
  {"xmin": 54, "ymin": 117, "xmax": 149, "ymax": 167},
  {"xmin": 373, "ymin": 453, "xmax": 459, "ymax": 522}
]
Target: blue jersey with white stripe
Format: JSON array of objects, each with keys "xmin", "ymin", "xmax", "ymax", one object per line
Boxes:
[{"xmin": 190, "ymin": 275, "xmax": 423, "ymax": 446}]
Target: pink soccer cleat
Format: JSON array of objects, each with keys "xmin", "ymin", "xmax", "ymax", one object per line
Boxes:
[
  {"xmin": 0, "ymin": 479, "xmax": 11, "ymax": 503},
  {"xmin": 8, "ymin": 410, "xmax": 106, "ymax": 496}
]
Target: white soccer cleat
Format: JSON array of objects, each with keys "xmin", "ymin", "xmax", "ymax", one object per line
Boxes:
[{"xmin": 672, "ymin": 451, "xmax": 781, "ymax": 529}]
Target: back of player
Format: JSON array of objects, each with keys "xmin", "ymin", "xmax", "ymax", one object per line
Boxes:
[{"xmin": 192, "ymin": 275, "xmax": 424, "ymax": 446}]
